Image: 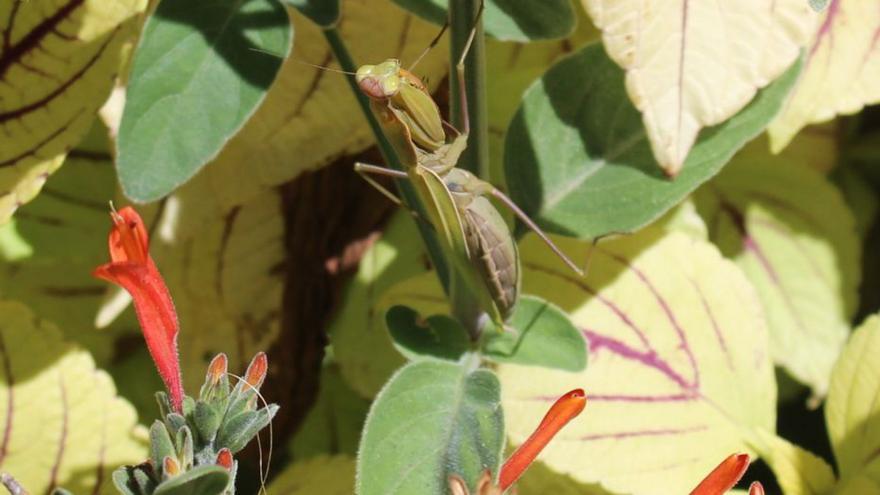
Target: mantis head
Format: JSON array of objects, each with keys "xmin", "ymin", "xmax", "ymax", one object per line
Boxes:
[{"xmin": 356, "ymin": 59, "xmax": 404, "ymax": 100}]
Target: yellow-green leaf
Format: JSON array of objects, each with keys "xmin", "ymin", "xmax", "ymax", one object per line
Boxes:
[
  {"xmin": 0, "ymin": 300, "xmax": 146, "ymax": 493},
  {"xmin": 498, "ymin": 229, "xmax": 776, "ymax": 494},
  {"xmin": 0, "ymin": 122, "xmax": 134, "ymax": 363},
  {"xmin": 750, "ymin": 429, "xmax": 836, "ymax": 495},
  {"xmin": 268, "ymin": 455, "xmax": 355, "ymax": 495},
  {"xmin": 694, "ymin": 156, "xmax": 859, "ymax": 396},
  {"xmin": 580, "ymin": 0, "xmax": 818, "ymax": 174},
  {"xmin": 769, "ymin": 0, "xmax": 880, "ymax": 151},
  {"xmin": 0, "ymin": 0, "xmax": 145, "ymax": 224},
  {"xmin": 826, "ymin": 314, "xmax": 880, "ymax": 488}
]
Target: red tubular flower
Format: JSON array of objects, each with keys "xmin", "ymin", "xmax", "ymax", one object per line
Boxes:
[
  {"xmin": 690, "ymin": 453, "xmax": 751, "ymax": 495},
  {"xmin": 499, "ymin": 389, "xmax": 587, "ymax": 490},
  {"xmin": 93, "ymin": 206, "xmax": 184, "ymax": 412},
  {"xmin": 749, "ymin": 481, "xmax": 765, "ymax": 495}
]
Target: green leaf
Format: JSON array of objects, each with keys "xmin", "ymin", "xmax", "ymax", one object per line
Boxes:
[
  {"xmin": 694, "ymin": 156, "xmax": 860, "ymax": 396},
  {"xmin": 117, "ymin": 0, "xmax": 292, "ymax": 202},
  {"xmin": 150, "ymin": 421, "xmax": 177, "ymax": 476},
  {"xmin": 482, "ymin": 295, "xmax": 586, "ymax": 372},
  {"xmin": 504, "ymin": 42, "xmax": 802, "ymax": 239},
  {"xmin": 809, "ymin": 0, "xmax": 829, "ymax": 11},
  {"xmin": 268, "ymin": 455, "xmax": 355, "ymax": 494},
  {"xmin": 113, "ymin": 464, "xmax": 158, "ymax": 495},
  {"xmin": 495, "ymin": 228, "xmax": 777, "ymax": 494},
  {"xmin": 282, "ymin": 0, "xmax": 340, "ymax": 27},
  {"xmin": 357, "ymin": 361, "xmax": 504, "ymax": 494},
  {"xmin": 0, "ymin": 301, "xmax": 146, "ymax": 493},
  {"xmin": 826, "ymin": 314, "xmax": 880, "ymax": 488},
  {"xmin": 153, "ymin": 465, "xmax": 230, "ymax": 495},
  {"xmin": 217, "ymin": 405, "xmax": 279, "ymax": 453},
  {"xmin": 386, "ymin": 305, "xmax": 471, "ymax": 361},
  {"xmin": 390, "ymin": 0, "xmax": 575, "ymax": 42}
]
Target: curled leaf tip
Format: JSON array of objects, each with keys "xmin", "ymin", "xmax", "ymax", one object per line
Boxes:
[
  {"xmin": 499, "ymin": 388, "xmax": 587, "ymax": 490},
  {"xmin": 216, "ymin": 448, "xmax": 233, "ymax": 469},
  {"xmin": 690, "ymin": 453, "xmax": 751, "ymax": 495},
  {"xmin": 94, "ymin": 206, "xmax": 184, "ymax": 413},
  {"xmin": 749, "ymin": 481, "xmax": 765, "ymax": 495}
]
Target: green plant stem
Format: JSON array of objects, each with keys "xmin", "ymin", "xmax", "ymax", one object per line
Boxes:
[
  {"xmin": 449, "ymin": 0, "xmax": 489, "ymax": 180},
  {"xmin": 323, "ymin": 27, "xmax": 451, "ymax": 293}
]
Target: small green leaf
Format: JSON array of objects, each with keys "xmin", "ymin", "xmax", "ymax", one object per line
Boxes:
[
  {"xmin": 113, "ymin": 465, "xmax": 157, "ymax": 495},
  {"xmin": 117, "ymin": 0, "xmax": 292, "ymax": 202},
  {"xmin": 504, "ymin": 42, "xmax": 802, "ymax": 239},
  {"xmin": 390, "ymin": 0, "xmax": 575, "ymax": 41},
  {"xmin": 216, "ymin": 405, "xmax": 279, "ymax": 453},
  {"xmin": 150, "ymin": 421, "xmax": 176, "ymax": 477},
  {"xmin": 193, "ymin": 401, "xmax": 223, "ymax": 444},
  {"xmin": 386, "ymin": 305, "xmax": 471, "ymax": 361},
  {"xmin": 357, "ymin": 361, "xmax": 504, "ymax": 494},
  {"xmin": 153, "ymin": 465, "xmax": 230, "ymax": 495},
  {"xmin": 482, "ymin": 295, "xmax": 586, "ymax": 372},
  {"xmin": 281, "ymin": 0, "xmax": 340, "ymax": 27}
]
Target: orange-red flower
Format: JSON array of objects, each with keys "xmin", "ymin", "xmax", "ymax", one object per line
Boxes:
[
  {"xmin": 499, "ymin": 389, "xmax": 587, "ymax": 490},
  {"xmin": 691, "ymin": 453, "xmax": 765, "ymax": 495},
  {"xmin": 93, "ymin": 206, "xmax": 184, "ymax": 412}
]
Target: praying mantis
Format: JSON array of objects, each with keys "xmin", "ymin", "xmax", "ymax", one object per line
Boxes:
[{"xmin": 351, "ymin": 4, "xmax": 583, "ymax": 333}]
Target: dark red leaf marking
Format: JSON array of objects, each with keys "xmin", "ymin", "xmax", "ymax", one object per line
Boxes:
[
  {"xmin": 0, "ymin": 0, "xmax": 84, "ymax": 80},
  {"xmin": 579, "ymin": 425, "xmax": 707, "ymax": 442},
  {"xmin": 585, "ymin": 330, "xmax": 695, "ymax": 393},
  {"xmin": 687, "ymin": 276, "xmax": 733, "ymax": 370},
  {"xmin": 0, "ymin": 331, "xmax": 13, "ymax": 466},
  {"xmin": 46, "ymin": 373, "xmax": 69, "ymax": 495}
]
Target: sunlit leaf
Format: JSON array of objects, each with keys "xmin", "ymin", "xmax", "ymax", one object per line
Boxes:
[
  {"xmin": 390, "ymin": 0, "xmax": 575, "ymax": 42},
  {"xmin": 357, "ymin": 360, "xmax": 504, "ymax": 494},
  {"xmin": 580, "ymin": 0, "xmax": 818, "ymax": 174},
  {"xmin": 268, "ymin": 455, "xmax": 355, "ymax": 495},
  {"xmin": 769, "ymin": 0, "xmax": 880, "ymax": 151},
  {"xmin": 116, "ymin": 0, "xmax": 292, "ymax": 202},
  {"xmin": 694, "ymin": 157, "xmax": 859, "ymax": 396},
  {"xmin": 735, "ymin": 122, "xmax": 840, "ymax": 175},
  {"xmin": 826, "ymin": 314, "xmax": 880, "ymax": 489},
  {"xmin": 386, "ymin": 305, "xmax": 471, "ymax": 362},
  {"xmin": 0, "ymin": 0, "xmax": 145, "ymax": 223},
  {"xmin": 0, "ymin": 123, "xmax": 135, "ymax": 363},
  {"xmin": 0, "ymin": 300, "xmax": 146, "ymax": 493},
  {"xmin": 504, "ymin": 42, "xmax": 803, "ymax": 239},
  {"xmin": 329, "ymin": 212, "xmax": 430, "ymax": 398},
  {"xmin": 498, "ymin": 229, "xmax": 776, "ymax": 494},
  {"xmin": 188, "ymin": 2, "xmax": 450, "ymax": 212}
]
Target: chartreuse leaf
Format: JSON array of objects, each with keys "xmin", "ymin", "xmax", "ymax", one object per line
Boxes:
[
  {"xmin": 0, "ymin": 0, "xmax": 144, "ymax": 224},
  {"xmin": 357, "ymin": 361, "xmax": 504, "ymax": 494},
  {"xmin": 579, "ymin": 0, "xmax": 817, "ymax": 174},
  {"xmin": 496, "ymin": 229, "xmax": 776, "ymax": 494},
  {"xmin": 826, "ymin": 314, "xmax": 880, "ymax": 491},
  {"xmin": 268, "ymin": 455, "xmax": 355, "ymax": 494},
  {"xmin": 330, "ymin": 212, "xmax": 431, "ymax": 398},
  {"xmin": 146, "ymin": 190, "xmax": 286, "ymax": 392},
  {"xmin": 386, "ymin": 305, "xmax": 471, "ymax": 361},
  {"xmin": 750, "ymin": 429, "xmax": 836, "ymax": 495},
  {"xmin": 735, "ymin": 121, "xmax": 840, "ymax": 175},
  {"xmin": 178, "ymin": 4, "xmax": 450, "ymax": 211},
  {"xmin": 0, "ymin": 122, "xmax": 134, "ymax": 364},
  {"xmin": 482, "ymin": 296, "xmax": 586, "ymax": 372},
  {"xmin": 282, "ymin": 0, "xmax": 340, "ymax": 27},
  {"xmin": 504, "ymin": 42, "xmax": 803, "ymax": 239},
  {"xmin": 694, "ymin": 157, "xmax": 859, "ymax": 396},
  {"xmin": 0, "ymin": 301, "xmax": 146, "ymax": 493},
  {"xmin": 769, "ymin": 0, "xmax": 880, "ymax": 151},
  {"xmin": 390, "ymin": 0, "xmax": 575, "ymax": 41},
  {"xmin": 116, "ymin": 0, "xmax": 292, "ymax": 202}
]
